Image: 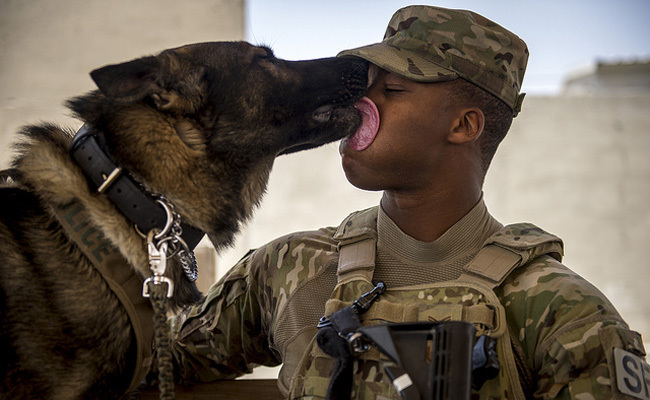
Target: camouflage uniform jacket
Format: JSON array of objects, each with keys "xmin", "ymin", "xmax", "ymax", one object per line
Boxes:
[{"xmin": 170, "ymin": 206, "xmax": 646, "ymax": 399}]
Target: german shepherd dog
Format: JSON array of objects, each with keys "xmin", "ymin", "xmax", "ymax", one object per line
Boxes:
[{"xmin": 0, "ymin": 42, "xmax": 367, "ymax": 399}]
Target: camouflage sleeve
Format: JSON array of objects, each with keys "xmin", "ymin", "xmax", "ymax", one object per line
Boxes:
[
  {"xmin": 498, "ymin": 255, "xmax": 647, "ymax": 399},
  {"xmin": 169, "ymin": 249, "xmax": 281, "ymax": 384}
]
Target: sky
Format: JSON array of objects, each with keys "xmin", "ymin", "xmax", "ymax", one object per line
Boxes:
[{"xmin": 245, "ymin": 0, "xmax": 650, "ymax": 95}]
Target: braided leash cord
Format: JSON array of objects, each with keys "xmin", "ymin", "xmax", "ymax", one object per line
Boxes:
[
  {"xmin": 148, "ymin": 280, "xmax": 175, "ymax": 400},
  {"xmin": 142, "ymin": 197, "xmax": 200, "ymax": 400}
]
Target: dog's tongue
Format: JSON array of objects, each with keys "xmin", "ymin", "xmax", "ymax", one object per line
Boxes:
[{"xmin": 347, "ymin": 97, "xmax": 379, "ymax": 151}]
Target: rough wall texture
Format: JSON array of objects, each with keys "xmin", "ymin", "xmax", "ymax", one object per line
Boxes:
[{"xmin": 0, "ymin": 0, "xmax": 245, "ymax": 166}]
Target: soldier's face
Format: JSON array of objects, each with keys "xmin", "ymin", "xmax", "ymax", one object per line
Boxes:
[{"xmin": 339, "ymin": 66, "xmax": 458, "ymax": 192}]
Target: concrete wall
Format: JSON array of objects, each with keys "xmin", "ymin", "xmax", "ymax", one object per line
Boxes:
[
  {"xmin": 564, "ymin": 61, "xmax": 650, "ymax": 95},
  {"xmin": 486, "ymin": 95, "xmax": 650, "ymax": 348},
  {"xmin": 0, "ymin": 0, "xmax": 244, "ymax": 168}
]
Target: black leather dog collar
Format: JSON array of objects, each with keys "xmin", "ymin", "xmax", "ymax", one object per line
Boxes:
[{"xmin": 70, "ymin": 125, "xmax": 204, "ymax": 250}]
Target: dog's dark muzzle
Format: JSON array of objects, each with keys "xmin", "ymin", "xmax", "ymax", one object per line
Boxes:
[
  {"xmin": 311, "ymin": 58, "xmax": 368, "ymax": 121},
  {"xmin": 331, "ymin": 57, "xmax": 369, "ymax": 105},
  {"xmin": 275, "ymin": 57, "xmax": 368, "ymax": 156},
  {"xmin": 288, "ymin": 57, "xmax": 368, "ymax": 112}
]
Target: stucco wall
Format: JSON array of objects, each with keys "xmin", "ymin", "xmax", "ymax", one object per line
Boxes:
[
  {"xmin": 0, "ymin": 0, "xmax": 245, "ymax": 167},
  {"xmin": 486, "ymin": 95, "xmax": 650, "ymax": 346}
]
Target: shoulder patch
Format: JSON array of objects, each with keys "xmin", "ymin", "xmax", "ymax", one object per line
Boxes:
[{"xmin": 614, "ymin": 348, "xmax": 650, "ymax": 399}]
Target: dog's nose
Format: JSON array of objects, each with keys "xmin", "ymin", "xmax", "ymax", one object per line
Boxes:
[
  {"xmin": 339, "ymin": 58, "xmax": 369, "ymax": 102},
  {"xmin": 342, "ymin": 58, "xmax": 369, "ymax": 84}
]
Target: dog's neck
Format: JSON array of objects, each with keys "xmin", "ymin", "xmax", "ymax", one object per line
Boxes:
[{"xmin": 70, "ymin": 125, "xmax": 205, "ymax": 250}]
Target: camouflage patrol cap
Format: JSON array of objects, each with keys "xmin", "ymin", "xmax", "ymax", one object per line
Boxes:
[{"xmin": 338, "ymin": 5, "xmax": 529, "ymax": 116}]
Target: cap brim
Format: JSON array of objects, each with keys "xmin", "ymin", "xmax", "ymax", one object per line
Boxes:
[{"xmin": 338, "ymin": 43, "xmax": 458, "ymax": 83}]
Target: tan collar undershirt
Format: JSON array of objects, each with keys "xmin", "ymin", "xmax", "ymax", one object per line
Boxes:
[{"xmin": 374, "ymin": 197, "xmax": 503, "ymax": 286}]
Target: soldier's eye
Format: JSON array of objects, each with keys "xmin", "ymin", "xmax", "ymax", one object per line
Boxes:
[{"xmin": 385, "ymin": 85, "xmax": 404, "ymax": 93}]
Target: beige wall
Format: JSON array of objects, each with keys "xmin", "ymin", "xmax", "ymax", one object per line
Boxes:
[
  {"xmin": 486, "ymin": 94, "xmax": 650, "ymax": 348},
  {"xmin": 0, "ymin": 0, "xmax": 245, "ymax": 167}
]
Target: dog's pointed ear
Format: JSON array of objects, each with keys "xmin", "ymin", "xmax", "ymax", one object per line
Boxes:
[{"xmin": 90, "ymin": 56, "xmax": 162, "ymax": 103}]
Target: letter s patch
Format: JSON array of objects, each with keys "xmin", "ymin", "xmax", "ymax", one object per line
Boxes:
[{"xmin": 614, "ymin": 348, "xmax": 650, "ymax": 400}]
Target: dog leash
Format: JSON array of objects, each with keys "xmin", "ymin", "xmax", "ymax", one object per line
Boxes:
[
  {"xmin": 52, "ymin": 197, "xmax": 189, "ymax": 399},
  {"xmin": 140, "ymin": 197, "xmax": 195, "ymax": 400}
]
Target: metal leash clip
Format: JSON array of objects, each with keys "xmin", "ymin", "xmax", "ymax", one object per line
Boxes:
[
  {"xmin": 137, "ymin": 196, "xmax": 199, "ymax": 283},
  {"xmin": 143, "ymin": 228, "xmax": 175, "ymax": 298}
]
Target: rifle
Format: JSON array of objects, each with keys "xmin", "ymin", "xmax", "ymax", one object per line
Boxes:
[
  {"xmin": 317, "ymin": 282, "xmax": 499, "ymax": 400},
  {"xmin": 360, "ymin": 321, "xmax": 499, "ymax": 400}
]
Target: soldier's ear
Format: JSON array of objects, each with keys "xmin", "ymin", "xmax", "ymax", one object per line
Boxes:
[
  {"xmin": 448, "ymin": 107, "xmax": 484, "ymax": 144},
  {"xmin": 90, "ymin": 56, "xmax": 162, "ymax": 104}
]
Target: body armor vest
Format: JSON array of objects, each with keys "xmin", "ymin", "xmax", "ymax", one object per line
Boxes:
[{"xmin": 289, "ymin": 207, "xmax": 564, "ymax": 399}]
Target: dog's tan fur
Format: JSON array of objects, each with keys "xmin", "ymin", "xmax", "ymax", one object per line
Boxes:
[{"xmin": 0, "ymin": 41, "xmax": 366, "ymax": 399}]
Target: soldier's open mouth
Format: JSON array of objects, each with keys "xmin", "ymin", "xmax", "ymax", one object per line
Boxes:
[{"xmin": 344, "ymin": 96, "xmax": 380, "ymax": 151}]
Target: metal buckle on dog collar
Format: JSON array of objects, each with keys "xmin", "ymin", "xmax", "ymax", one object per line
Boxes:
[
  {"xmin": 70, "ymin": 125, "xmax": 205, "ymax": 251},
  {"xmin": 96, "ymin": 166, "xmax": 123, "ymax": 194}
]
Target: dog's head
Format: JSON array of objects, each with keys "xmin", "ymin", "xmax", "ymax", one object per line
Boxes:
[
  {"xmin": 69, "ymin": 42, "xmax": 367, "ymax": 247},
  {"xmin": 89, "ymin": 41, "xmax": 367, "ymax": 157}
]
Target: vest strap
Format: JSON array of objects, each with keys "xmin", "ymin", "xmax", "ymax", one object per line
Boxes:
[
  {"xmin": 458, "ymin": 244, "xmax": 522, "ymax": 289},
  {"xmin": 337, "ymin": 238, "xmax": 376, "ymax": 285},
  {"xmin": 458, "ymin": 223, "xmax": 564, "ymax": 289},
  {"xmin": 51, "ymin": 201, "xmax": 153, "ymax": 392}
]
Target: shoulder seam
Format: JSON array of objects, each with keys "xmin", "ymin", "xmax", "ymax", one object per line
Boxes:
[{"xmin": 535, "ymin": 313, "xmax": 626, "ymax": 366}]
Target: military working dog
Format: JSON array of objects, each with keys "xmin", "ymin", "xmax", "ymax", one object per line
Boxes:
[{"xmin": 0, "ymin": 42, "xmax": 367, "ymax": 399}]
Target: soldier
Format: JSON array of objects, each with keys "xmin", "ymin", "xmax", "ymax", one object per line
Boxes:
[{"xmin": 167, "ymin": 5, "xmax": 647, "ymax": 399}]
